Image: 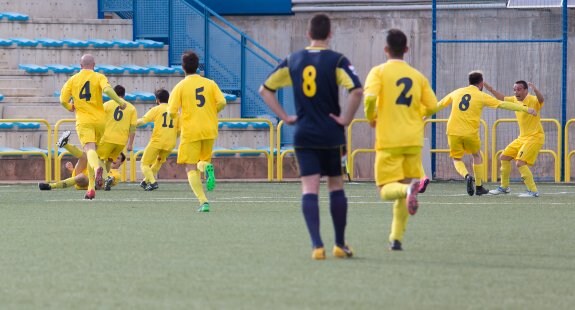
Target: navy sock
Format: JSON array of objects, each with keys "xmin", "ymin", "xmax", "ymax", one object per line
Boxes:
[
  {"xmin": 329, "ymin": 190, "xmax": 348, "ymax": 247},
  {"xmin": 302, "ymin": 193, "xmax": 323, "ymax": 248}
]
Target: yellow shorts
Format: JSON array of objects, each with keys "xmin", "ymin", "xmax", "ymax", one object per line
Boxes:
[
  {"xmin": 76, "ymin": 122, "xmax": 105, "ymax": 147},
  {"xmin": 502, "ymin": 137, "xmax": 543, "ymax": 165},
  {"xmin": 448, "ymin": 135, "xmax": 481, "ymax": 159},
  {"xmin": 73, "ymin": 168, "xmax": 88, "ymax": 190},
  {"xmin": 375, "ymin": 147, "xmax": 423, "ymax": 186},
  {"xmin": 97, "ymin": 142, "xmax": 125, "ymax": 161},
  {"xmin": 141, "ymin": 145, "xmax": 172, "ymax": 166},
  {"xmin": 177, "ymin": 139, "xmax": 215, "ymax": 164},
  {"xmin": 109, "ymin": 169, "xmax": 121, "ymax": 186}
]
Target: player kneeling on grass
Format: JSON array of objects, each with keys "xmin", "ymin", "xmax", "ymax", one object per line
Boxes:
[
  {"xmin": 136, "ymin": 89, "xmax": 180, "ymax": 191},
  {"xmin": 39, "ymin": 151, "xmax": 125, "ymax": 191}
]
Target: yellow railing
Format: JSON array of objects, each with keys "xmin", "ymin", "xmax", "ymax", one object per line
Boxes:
[
  {"xmin": 564, "ymin": 119, "xmax": 575, "ymax": 182},
  {"xmin": 491, "ymin": 118, "xmax": 560, "ymax": 183},
  {"xmin": 275, "ymin": 120, "xmax": 294, "ymax": 181},
  {"xmin": 346, "ymin": 119, "xmax": 372, "ymax": 181},
  {"xmin": 425, "ymin": 119, "xmax": 489, "ymax": 179},
  {"xmin": 0, "ymin": 118, "xmax": 52, "ymax": 181}
]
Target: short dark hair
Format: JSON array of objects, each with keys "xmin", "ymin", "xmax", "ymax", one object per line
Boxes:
[
  {"xmin": 515, "ymin": 80, "xmax": 528, "ymax": 90},
  {"xmin": 386, "ymin": 29, "xmax": 407, "ymax": 58},
  {"xmin": 114, "ymin": 85, "xmax": 125, "ymax": 97},
  {"xmin": 308, "ymin": 14, "xmax": 330, "ymax": 40},
  {"xmin": 468, "ymin": 71, "xmax": 483, "ymax": 85},
  {"xmin": 155, "ymin": 88, "xmax": 169, "ymax": 103},
  {"xmin": 182, "ymin": 51, "xmax": 199, "ymax": 74},
  {"xmin": 119, "ymin": 152, "xmax": 126, "ymax": 163}
]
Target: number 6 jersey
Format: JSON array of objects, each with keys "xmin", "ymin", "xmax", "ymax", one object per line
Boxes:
[{"xmin": 263, "ymin": 47, "xmax": 362, "ymax": 148}]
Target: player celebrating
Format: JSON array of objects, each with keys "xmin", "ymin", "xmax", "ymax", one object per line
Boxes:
[
  {"xmin": 436, "ymin": 71, "xmax": 536, "ymax": 196},
  {"xmin": 137, "ymin": 89, "xmax": 179, "ymax": 191},
  {"xmin": 484, "ymin": 81, "xmax": 544, "ymax": 197},
  {"xmin": 259, "ymin": 14, "xmax": 363, "ymax": 260},
  {"xmin": 59, "ymin": 54, "xmax": 130, "ymax": 200},
  {"xmin": 168, "ymin": 51, "xmax": 226, "ymax": 212},
  {"xmin": 364, "ymin": 29, "xmax": 439, "ymax": 251}
]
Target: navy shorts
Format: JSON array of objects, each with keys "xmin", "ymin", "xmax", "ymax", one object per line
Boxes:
[{"xmin": 294, "ymin": 146, "xmax": 345, "ymax": 177}]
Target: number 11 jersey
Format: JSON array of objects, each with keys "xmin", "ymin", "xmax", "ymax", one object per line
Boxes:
[{"xmin": 140, "ymin": 103, "xmax": 180, "ymax": 151}]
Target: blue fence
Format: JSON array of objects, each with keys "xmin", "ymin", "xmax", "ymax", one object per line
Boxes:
[{"xmin": 98, "ymin": 0, "xmax": 294, "ymax": 144}]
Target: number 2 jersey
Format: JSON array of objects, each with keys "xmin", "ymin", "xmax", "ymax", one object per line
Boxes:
[
  {"xmin": 140, "ymin": 103, "xmax": 180, "ymax": 151},
  {"xmin": 100, "ymin": 100, "xmax": 137, "ymax": 145},
  {"xmin": 263, "ymin": 47, "xmax": 362, "ymax": 148},
  {"xmin": 364, "ymin": 59, "xmax": 438, "ymax": 150},
  {"xmin": 438, "ymin": 85, "xmax": 502, "ymax": 137},
  {"xmin": 60, "ymin": 69, "xmax": 110, "ymax": 125}
]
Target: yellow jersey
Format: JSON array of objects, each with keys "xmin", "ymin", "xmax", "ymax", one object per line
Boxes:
[
  {"xmin": 109, "ymin": 169, "xmax": 121, "ymax": 186},
  {"xmin": 100, "ymin": 100, "xmax": 137, "ymax": 145},
  {"xmin": 141, "ymin": 103, "xmax": 180, "ymax": 151},
  {"xmin": 438, "ymin": 85, "xmax": 501, "ymax": 137},
  {"xmin": 60, "ymin": 69, "xmax": 110, "ymax": 125},
  {"xmin": 168, "ymin": 74, "xmax": 226, "ymax": 143},
  {"xmin": 504, "ymin": 94, "xmax": 544, "ymax": 140},
  {"xmin": 364, "ymin": 60, "xmax": 438, "ymax": 150}
]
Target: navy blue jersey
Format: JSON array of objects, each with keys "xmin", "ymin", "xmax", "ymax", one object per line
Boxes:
[{"xmin": 263, "ymin": 47, "xmax": 362, "ymax": 148}]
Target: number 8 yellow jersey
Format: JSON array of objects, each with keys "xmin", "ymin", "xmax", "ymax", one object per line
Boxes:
[{"xmin": 364, "ymin": 59, "xmax": 438, "ymax": 150}]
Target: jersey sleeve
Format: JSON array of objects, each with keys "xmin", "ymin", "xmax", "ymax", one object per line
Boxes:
[
  {"xmin": 504, "ymin": 96, "xmax": 515, "ymax": 102},
  {"xmin": 60, "ymin": 78, "xmax": 73, "ymax": 103},
  {"xmin": 211, "ymin": 80, "xmax": 226, "ymax": 106},
  {"xmin": 335, "ymin": 56, "xmax": 362, "ymax": 91},
  {"xmin": 262, "ymin": 57, "xmax": 292, "ymax": 92},
  {"xmin": 141, "ymin": 106, "xmax": 157, "ymax": 123},
  {"xmin": 130, "ymin": 106, "xmax": 138, "ymax": 126},
  {"xmin": 419, "ymin": 78, "xmax": 439, "ymax": 115},
  {"xmin": 363, "ymin": 67, "xmax": 381, "ymax": 98},
  {"xmin": 97, "ymin": 73, "xmax": 111, "ymax": 90},
  {"xmin": 167, "ymin": 84, "xmax": 182, "ymax": 117},
  {"xmin": 437, "ymin": 91, "xmax": 454, "ymax": 109},
  {"xmin": 483, "ymin": 93, "xmax": 502, "ymax": 109}
]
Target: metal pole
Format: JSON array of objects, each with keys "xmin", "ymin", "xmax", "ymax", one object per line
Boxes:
[
  {"xmin": 561, "ymin": 0, "xmax": 568, "ymax": 181},
  {"xmin": 431, "ymin": 0, "xmax": 437, "ymax": 177},
  {"xmin": 204, "ymin": 6, "xmax": 210, "ymax": 78}
]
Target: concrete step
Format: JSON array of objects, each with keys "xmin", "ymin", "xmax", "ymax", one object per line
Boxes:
[
  {"xmin": 0, "ymin": 88, "xmax": 42, "ymax": 97},
  {"xmin": 0, "ymin": 78, "xmax": 41, "ymax": 89},
  {"xmin": 0, "ymin": 18, "xmax": 132, "ymax": 40},
  {"xmin": 0, "ymin": 45, "xmax": 169, "ymax": 70},
  {"xmin": 0, "ymin": 1, "xmax": 98, "ymax": 19}
]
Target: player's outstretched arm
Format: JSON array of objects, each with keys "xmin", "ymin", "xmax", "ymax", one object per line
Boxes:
[
  {"xmin": 330, "ymin": 88, "xmax": 363, "ymax": 126},
  {"xmin": 258, "ymin": 86, "xmax": 297, "ymax": 124},
  {"xmin": 103, "ymin": 86, "xmax": 128, "ymax": 110},
  {"xmin": 484, "ymin": 82, "xmax": 505, "ymax": 100},
  {"xmin": 528, "ymin": 82, "xmax": 544, "ymax": 103},
  {"xmin": 498, "ymin": 101, "xmax": 536, "ymax": 116}
]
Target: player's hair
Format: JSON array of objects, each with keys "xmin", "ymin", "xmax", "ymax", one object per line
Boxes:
[
  {"xmin": 468, "ymin": 71, "xmax": 484, "ymax": 85},
  {"xmin": 119, "ymin": 152, "xmax": 126, "ymax": 163},
  {"xmin": 182, "ymin": 51, "xmax": 199, "ymax": 75},
  {"xmin": 155, "ymin": 88, "xmax": 169, "ymax": 103},
  {"xmin": 114, "ymin": 85, "xmax": 126, "ymax": 97},
  {"xmin": 386, "ymin": 29, "xmax": 407, "ymax": 58},
  {"xmin": 515, "ymin": 80, "xmax": 528, "ymax": 90},
  {"xmin": 308, "ymin": 14, "xmax": 330, "ymax": 40}
]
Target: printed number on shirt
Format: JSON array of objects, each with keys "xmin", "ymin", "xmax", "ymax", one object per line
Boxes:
[
  {"xmin": 79, "ymin": 81, "xmax": 91, "ymax": 101},
  {"xmin": 302, "ymin": 65, "xmax": 317, "ymax": 97},
  {"xmin": 458, "ymin": 94, "xmax": 471, "ymax": 111},
  {"xmin": 396, "ymin": 77, "xmax": 413, "ymax": 107},
  {"xmin": 161, "ymin": 112, "xmax": 174, "ymax": 128},
  {"xmin": 196, "ymin": 87, "xmax": 205, "ymax": 107},
  {"xmin": 113, "ymin": 106, "xmax": 123, "ymax": 121}
]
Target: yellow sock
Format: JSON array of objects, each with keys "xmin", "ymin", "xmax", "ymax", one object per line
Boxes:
[
  {"xmin": 187, "ymin": 170, "xmax": 208, "ymax": 204},
  {"xmin": 151, "ymin": 161, "xmax": 162, "ymax": 175},
  {"xmin": 64, "ymin": 144, "xmax": 84, "ymax": 158},
  {"xmin": 142, "ymin": 165, "xmax": 156, "ymax": 184},
  {"xmin": 473, "ymin": 164, "xmax": 484, "ymax": 186},
  {"xmin": 453, "ymin": 160, "xmax": 469, "ymax": 178},
  {"xmin": 86, "ymin": 150, "xmax": 101, "ymax": 170},
  {"xmin": 50, "ymin": 177, "xmax": 76, "ymax": 189},
  {"xmin": 389, "ymin": 198, "xmax": 409, "ymax": 242},
  {"xmin": 380, "ymin": 182, "xmax": 408, "ymax": 201},
  {"xmin": 87, "ymin": 165, "xmax": 95, "ymax": 190},
  {"xmin": 197, "ymin": 161, "xmax": 208, "ymax": 172},
  {"xmin": 101, "ymin": 159, "xmax": 109, "ymax": 179},
  {"xmin": 500, "ymin": 160, "xmax": 511, "ymax": 188},
  {"xmin": 518, "ymin": 165, "xmax": 538, "ymax": 192}
]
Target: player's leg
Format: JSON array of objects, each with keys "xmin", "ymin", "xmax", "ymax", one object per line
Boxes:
[
  {"xmin": 490, "ymin": 140, "xmax": 518, "ymax": 195},
  {"xmin": 140, "ymin": 145, "xmax": 161, "ymax": 190},
  {"xmin": 197, "ymin": 139, "xmax": 216, "ymax": 191},
  {"xmin": 418, "ymin": 160, "xmax": 430, "ymax": 193},
  {"xmin": 179, "ymin": 141, "xmax": 209, "ymax": 211},
  {"xmin": 77, "ymin": 123, "xmax": 104, "ymax": 198},
  {"xmin": 516, "ymin": 141, "xmax": 543, "ymax": 197},
  {"xmin": 325, "ymin": 146, "xmax": 352, "ymax": 258},
  {"xmin": 295, "ymin": 148, "xmax": 325, "ymax": 259},
  {"xmin": 464, "ymin": 135, "xmax": 488, "ymax": 195},
  {"xmin": 448, "ymin": 135, "xmax": 473, "ymax": 195}
]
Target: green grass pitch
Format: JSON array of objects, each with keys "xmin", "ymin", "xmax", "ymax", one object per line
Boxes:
[{"xmin": 1, "ymin": 181, "xmax": 574, "ymax": 309}]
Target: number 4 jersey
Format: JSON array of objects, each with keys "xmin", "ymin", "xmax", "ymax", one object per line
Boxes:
[
  {"xmin": 101, "ymin": 100, "xmax": 137, "ymax": 145},
  {"xmin": 140, "ymin": 103, "xmax": 180, "ymax": 151},
  {"xmin": 364, "ymin": 59, "xmax": 438, "ymax": 150},
  {"xmin": 263, "ymin": 47, "xmax": 362, "ymax": 148},
  {"xmin": 60, "ymin": 69, "xmax": 110, "ymax": 125}
]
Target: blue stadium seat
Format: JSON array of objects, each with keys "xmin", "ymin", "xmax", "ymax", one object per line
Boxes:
[
  {"xmin": 223, "ymin": 93, "xmax": 237, "ymax": 101},
  {"xmin": 0, "ymin": 38, "xmax": 13, "ymax": 46},
  {"xmin": 124, "ymin": 93, "xmax": 137, "ymax": 101},
  {"xmin": 46, "ymin": 64, "xmax": 76, "ymax": 74},
  {"xmin": 171, "ymin": 66, "xmax": 185, "ymax": 75},
  {"xmin": 19, "ymin": 64, "xmax": 49, "ymax": 73},
  {"xmin": 233, "ymin": 146, "xmax": 263, "ymax": 157},
  {"xmin": 19, "ymin": 147, "xmax": 48, "ymax": 154},
  {"xmin": 257, "ymin": 146, "xmax": 277, "ymax": 155},
  {"xmin": 87, "ymin": 39, "xmax": 115, "ymax": 48},
  {"xmin": 212, "ymin": 146, "xmax": 234, "ymax": 157},
  {"xmin": 0, "ymin": 122, "xmax": 14, "ymax": 129},
  {"xmin": 62, "ymin": 39, "xmax": 90, "ymax": 48},
  {"xmin": 113, "ymin": 40, "xmax": 140, "ymax": 48},
  {"xmin": 123, "ymin": 64, "xmax": 151, "ymax": 74},
  {"xmin": 1, "ymin": 12, "xmax": 29, "ymax": 21},
  {"xmin": 96, "ymin": 65, "xmax": 125, "ymax": 74},
  {"xmin": 136, "ymin": 39, "xmax": 164, "ymax": 48},
  {"xmin": 0, "ymin": 93, "xmax": 3, "ymax": 101},
  {"xmin": 10, "ymin": 37, "xmax": 38, "ymax": 47},
  {"xmin": 250, "ymin": 122, "xmax": 270, "ymax": 129},
  {"xmin": 36, "ymin": 38, "xmax": 64, "ymax": 47},
  {"xmin": 131, "ymin": 91, "xmax": 156, "ymax": 101},
  {"xmin": 14, "ymin": 122, "xmax": 41, "ymax": 129},
  {"xmin": 148, "ymin": 65, "xmax": 176, "ymax": 74},
  {"xmin": 132, "ymin": 146, "xmax": 146, "ymax": 153},
  {"xmin": 227, "ymin": 122, "xmax": 249, "ymax": 129},
  {"xmin": 0, "ymin": 147, "xmax": 18, "ymax": 152}
]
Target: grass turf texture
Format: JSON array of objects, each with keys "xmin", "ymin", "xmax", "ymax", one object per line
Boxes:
[{"xmin": 1, "ymin": 182, "xmax": 574, "ymax": 309}]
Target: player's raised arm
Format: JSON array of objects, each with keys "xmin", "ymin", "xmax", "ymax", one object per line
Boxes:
[
  {"xmin": 528, "ymin": 82, "xmax": 544, "ymax": 104},
  {"xmin": 483, "ymin": 82, "xmax": 505, "ymax": 100}
]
